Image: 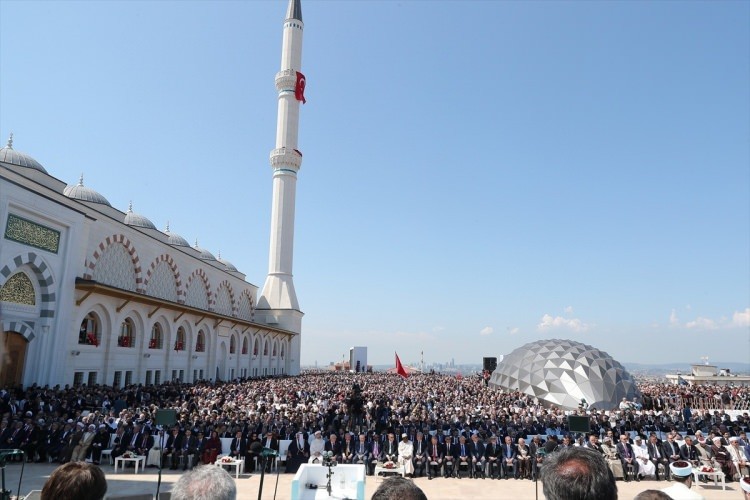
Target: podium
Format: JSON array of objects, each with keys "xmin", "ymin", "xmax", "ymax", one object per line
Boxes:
[{"xmin": 291, "ymin": 464, "xmax": 366, "ymax": 500}]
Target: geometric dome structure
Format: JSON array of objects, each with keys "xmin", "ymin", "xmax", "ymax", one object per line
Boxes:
[{"xmin": 488, "ymin": 339, "xmax": 641, "ymax": 411}]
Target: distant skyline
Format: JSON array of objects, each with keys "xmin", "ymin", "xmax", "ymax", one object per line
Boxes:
[{"xmin": 1, "ymin": 0, "xmax": 748, "ymax": 367}]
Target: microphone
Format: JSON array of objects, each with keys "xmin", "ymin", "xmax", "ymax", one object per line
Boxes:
[
  {"xmin": 261, "ymin": 447, "xmax": 278, "ymax": 457},
  {"xmin": 250, "ymin": 441, "xmax": 264, "ymax": 455}
]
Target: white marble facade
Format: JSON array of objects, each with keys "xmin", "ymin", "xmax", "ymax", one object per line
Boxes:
[{"xmin": 0, "ymin": 144, "xmax": 299, "ymax": 389}]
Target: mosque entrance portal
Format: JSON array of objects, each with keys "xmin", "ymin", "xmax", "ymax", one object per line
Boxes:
[{"xmin": 0, "ymin": 331, "xmax": 27, "ymax": 387}]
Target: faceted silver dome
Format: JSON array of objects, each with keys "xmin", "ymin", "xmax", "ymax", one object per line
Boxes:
[
  {"xmin": 63, "ymin": 175, "xmax": 112, "ymax": 206},
  {"xmin": 489, "ymin": 339, "xmax": 641, "ymax": 411},
  {"xmin": 0, "ymin": 134, "xmax": 48, "ymax": 174},
  {"xmin": 163, "ymin": 223, "xmax": 190, "ymax": 247},
  {"xmin": 194, "ymin": 240, "xmax": 216, "ymax": 261},
  {"xmin": 123, "ymin": 202, "xmax": 157, "ymax": 230}
]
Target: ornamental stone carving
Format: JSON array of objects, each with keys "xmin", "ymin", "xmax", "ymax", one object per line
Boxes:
[
  {"xmin": 93, "ymin": 244, "xmax": 136, "ymax": 291},
  {"xmin": 147, "ymin": 261, "xmax": 178, "ymax": 302},
  {"xmin": 0, "ymin": 272, "xmax": 36, "ymax": 305}
]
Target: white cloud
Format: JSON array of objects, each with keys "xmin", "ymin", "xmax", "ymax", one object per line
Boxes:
[
  {"xmin": 507, "ymin": 327, "xmax": 520, "ymax": 335},
  {"xmin": 564, "ymin": 306, "xmax": 574, "ymax": 314},
  {"xmin": 731, "ymin": 308, "xmax": 750, "ymax": 327},
  {"xmin": 479, "ymin": 326, "xmax": 494, "ymax": 336},
  {"xmin": 685, "ymin": 317, "xmax": 719, "ymax": 330},
  {"xmin": 537, "ymin": 314, "xmax": 590, "ymax": 332},
  {"xmin": 669, "ymin": 309, "xmax": 680, "ymax": 326}
]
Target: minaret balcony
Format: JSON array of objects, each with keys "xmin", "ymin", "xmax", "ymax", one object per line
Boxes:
[
  {"xmin": 275, "ymin": 69, "xmax": 298, "ymax": 92},
  {"xmin": 270, "ymin": 147, "xmax": 302, "ymax": 170}
]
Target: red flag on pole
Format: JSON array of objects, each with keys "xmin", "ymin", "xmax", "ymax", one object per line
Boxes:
[
  {"xmin": 395, "ymin": 352, "xmax": 409, "ymax": 379},
  {"xmin": 295, "ymin": 71, "xmax": 307, "ymax": 104}
]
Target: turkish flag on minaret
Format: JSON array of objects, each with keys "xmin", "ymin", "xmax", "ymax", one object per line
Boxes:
[
  {"xmin": 295, "ymin": 71, "xmax": 306, "ymax": 104},
  {"xmin": 395, "ymin": 352, "xmax": 409, "ymax": 379}
]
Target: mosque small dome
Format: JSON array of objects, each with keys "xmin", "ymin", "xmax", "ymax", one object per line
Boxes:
[
  {"xmin": 217, "ymin": 252, "xmax": 238, "ymax": 272},
  {"xmin": 194, "ymin": 240, "xmax": 217, "ymax": 261},
  {"xmin": 123, "ymin": 202, "xmax": 157, "ymax": 230},
  {"xmin": 63, "ymin": 175, "xmax": 112, "ymax": 206},
  {"xmin": 0, "ymin": 134, "xmax": 48, "ymax": 174},
  {"xmin": 163, "ymin": 222, "xmax": 190, "ymax": 247}
]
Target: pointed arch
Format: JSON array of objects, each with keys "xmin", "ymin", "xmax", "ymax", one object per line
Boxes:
[
  {"xmin": 144, "ymin": 253, "xmax": 182, "ymax": 302},
  {"xmin": 214, "ymin": 280, "xmax": 236, "ymax": 317},
  {"xmin": 185, "ymin": 269, "xmax": 211, "ymax": 310},
  {"xmin": 237, "ymin": 289, "xmax": 254, "ymax": 321},
  {"xmin": 0, "ymin": 251, "xmax": 56, "ymax": 319},
  {"xmin": 84, "ymin": 234, "xmax": 142, "ymax": 292}
]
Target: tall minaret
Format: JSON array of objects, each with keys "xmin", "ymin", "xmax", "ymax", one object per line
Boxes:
[{"xmin": 257, "ymin": 0, "xmax": 305, "ymax": 375}]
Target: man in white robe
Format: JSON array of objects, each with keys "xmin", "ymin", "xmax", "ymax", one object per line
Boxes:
[
  {"xmin": 398, "ymin": 433, "xmax": 415, "ymax": 477},
  {"xmin": 309, "ymin": 430, "xmax": 326, "ymax": 464},
  {"xmin": 634, "ymin": 436, "xmax": 656, "ymax": 479}
]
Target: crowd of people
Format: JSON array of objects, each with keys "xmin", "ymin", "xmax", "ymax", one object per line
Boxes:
[{"xmin": 2, "ymin": 371, "xmax": 749, "ymax": 486}]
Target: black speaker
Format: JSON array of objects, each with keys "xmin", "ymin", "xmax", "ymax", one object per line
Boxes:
[
  {"xmin": 155, "ymin": 409, "xmax": 177, "ymax": 427},
  {"xmin": 483, "ymin": 357, "xmax": 497, "ymax": 372},
  {"xmin": 567, "ymin": 416, "xmax": 591, "ymax": 433}
]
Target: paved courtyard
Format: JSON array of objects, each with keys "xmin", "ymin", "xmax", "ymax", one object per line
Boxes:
[{"xmin": 2, "ymin": 462, "xmax": 740, "ymax": 500}]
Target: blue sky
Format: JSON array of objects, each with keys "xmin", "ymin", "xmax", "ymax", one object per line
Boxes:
[{"xmin": 1, "ymin": 0, "xmax": 748, "ymax": 368}]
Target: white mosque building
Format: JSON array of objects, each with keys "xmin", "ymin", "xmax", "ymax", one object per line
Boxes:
[{"xmin": 0, "ymin": 0, "xmax": 306, "ymax": 388}]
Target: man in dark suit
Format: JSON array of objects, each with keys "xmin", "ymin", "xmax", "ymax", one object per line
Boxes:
[
  {"xmin": 470, "ymin": 433, "xmax": 486, "ymax": 479},
  {"xmin": 164, "ymin": 427, "xmax": 183, "ymax": 470},
  {"xmin": 262, "ymin": 431, "xmax": 279, "ymax": 472},
  {"xmin": 412, "ymin": 431, "xmax": 428, "ymax": 477},
  {"xmin": 501, "ymin": 435, "xmax": 518, "ymax": 479},
  {"xmin": 382, "ymin": 433, "xmax": 399, "ymax": 464},
  {"xmin": 647, "ymin": 434, "xmax": 669, "ymax": 480},
  {"xmin": 341, "ymin": 433, "xmax": 355, "ymax": 464},
  {"xmin": 616, "ymin": 434, "xmax": 640, "ymax": 482},
  {"xmin": 368, "ymin": 433, "xmax": 382, "ymax": 476},
  {"xmin": 230, "ymin": 431, "xmax": 247, "ymax": 461},
  {"xmin": 177, "ymin": 429, "xmax": 199, "ymax": 471},
  {"xmin": 679, "ymin": 435, "xmax": 700, "ymax": 467},
  {"xmin": 529, "ymin": 435, "xmax": 545, "ymax": 480},
  {"xmin": 485, "ymin": 435, "xmax": 501, "ymax": 479},
  {"xmin": 427, "ymin": 435, "xmax": 444, "ymax": 480},
  {"xmin": 663, "ymin": 433, "xmax": 682, "ymax": 468},
  {"xmin": 444, "ymin": 435, "xmax": 458, "ymax": 478},
  {"xmin": 325, "ymin": 433, "xmax": 343, "ymax": 463},
  {"xmin": 353, "ymin": 433, "xmax": 369, "ymax": 466}
]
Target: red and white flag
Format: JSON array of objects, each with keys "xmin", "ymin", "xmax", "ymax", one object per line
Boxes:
[
  {"xmin": 395, "ymin": 352, "xmax": 409, "ymax": 379},
  {"xmin": 295, "ymin": 71, "xmax": 307, "ymax": 104}
]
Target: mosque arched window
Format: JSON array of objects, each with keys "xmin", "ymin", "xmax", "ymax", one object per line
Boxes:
[
  {"xmin": 242, "ymin": 337, "xmax": 248, "ymax": 355},
  {"xmin": 229, "ymin": 335, "xmax": 236, "ymax": 354},
  {"xmin": 118, "ymin": 318, "xmax": 135, "ymax": 348},
  {"xmin": 196, "ymin": 330, "xmax": 206, "ymax": 352},
  {"xmin": 79, "ymin": 313, "xmax": 101, "ymax": 346},
  {"xmin": 253, "ymin": 338, "xmax": 259, "ymax": 356},
  {"xmin": 174, "ymin": 326, "xmax": 185, "ymax": 351},
  {"xmin": 263, "ymin": 340, "xmax": 269, "ymax": 356},
  {"xmin": 149, "ymin": 323, "xmax": 163, "ymax": 349}
]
